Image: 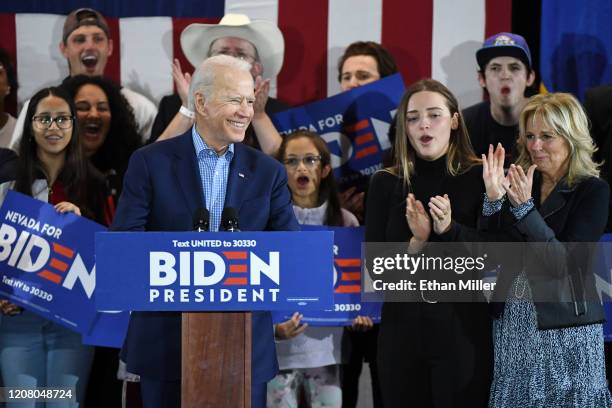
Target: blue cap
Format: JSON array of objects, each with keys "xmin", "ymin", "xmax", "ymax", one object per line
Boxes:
[{"xmin": 476, "ymin": 32, "xmax": 532, "ymax": 71}]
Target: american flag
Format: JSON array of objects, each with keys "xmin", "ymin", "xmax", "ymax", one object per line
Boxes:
[{"xmin": 0, "ymin": 0, "xmax": 511, "ymax": 116}]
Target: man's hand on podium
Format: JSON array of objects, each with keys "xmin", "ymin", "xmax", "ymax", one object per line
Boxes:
[{"xmin": 274, "ymin": 312, "xmax": 308, "ymax": 340}]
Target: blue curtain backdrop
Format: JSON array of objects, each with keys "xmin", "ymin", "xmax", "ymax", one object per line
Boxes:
[{"xmin": 540, "ymin": 0, "xmax": 612, "ymax": 100}]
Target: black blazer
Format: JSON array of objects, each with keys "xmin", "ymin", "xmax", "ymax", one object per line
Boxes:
[{"xmin": 485, "ymin": 172, "xmax": 609, "ymax": 329}]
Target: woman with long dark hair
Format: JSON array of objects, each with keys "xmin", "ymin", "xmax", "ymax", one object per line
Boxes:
[
  {"xmin": 0, "ymin": 86, "xmax": 99, "ymax": 406},
  {"xmin": 62, "ymin": 75, "xmax": 141, "ymax": 220},
  {"xmin": 62, "ymin": 75, "xmax": 142, "ymax": 406}
]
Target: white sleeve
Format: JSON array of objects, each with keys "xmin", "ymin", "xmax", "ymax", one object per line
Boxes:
[{"xmin": 9, "ymin": 99, "xmax": 29, "ymax": 152}]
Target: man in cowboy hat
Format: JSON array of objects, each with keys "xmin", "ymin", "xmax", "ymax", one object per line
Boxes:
[{"xmin": 148, "ymin": 14, "xmax": 288, "ymax": 155}]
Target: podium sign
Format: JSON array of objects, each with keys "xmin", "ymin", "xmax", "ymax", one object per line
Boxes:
[{"xmin": 95, "ymin": 231, "xmax": 334, "ymax": 311}]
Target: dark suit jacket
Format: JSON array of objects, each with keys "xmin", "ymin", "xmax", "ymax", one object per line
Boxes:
[
  {"xmin": 148, "ymin": 94, "xmax": 289, "ymax": 149},
  {"xmin": 485, "ymin": 173, "xmax": 609, "ymax": 329},
  {"xmin": 111, "ymin": 130, "xmax": 300, "ymax": 381}
]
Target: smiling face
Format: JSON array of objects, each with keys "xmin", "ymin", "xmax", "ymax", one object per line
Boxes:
[
  {"xmin": 283, "ymin": 136, "xmax": 331, "ymax": 207},
  {"xmin": 196, "ymin": 67, "xmax": 255, "ymax": 152},
  {"xmin": 340, "ymin": 55, "xmax": 381, "ymax": 91},
  {"xmin": 405, "ymin": 91, "xmax": 457, "ymax": 161},
  {"xmin": 479, "ymin": 56, "xmax": 534, "ymax": 111},
  {"xmin": 525, "ymin": 113, "xmax": 570, "ymax": 179},
  {"xmin": 74, "ymin": 83, "xmax": 111, "ymax": 156},
  {"xmin": 60, "ymin": 25, "xmax": 113, "ymax": 76},
  {"xmin": 32, "ymin": 95, "xmax": 73, "ymax": 160}
]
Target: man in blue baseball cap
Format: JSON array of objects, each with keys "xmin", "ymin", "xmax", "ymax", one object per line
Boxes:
[{"xmin": 463, "ymin": 32, "xmax": 536, "ymax": 159}]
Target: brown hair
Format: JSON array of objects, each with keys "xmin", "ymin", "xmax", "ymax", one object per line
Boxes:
[
  {"xmin": 277, "ymin": 131, "xmax": 345, "ymax": 226},
  {"xmin": 337, "ymin": 41, "xmax": 398, "ymax": 82},
  {"xmin": 390, "ymin": 79, "xmax": 479, "ymax": 186}
]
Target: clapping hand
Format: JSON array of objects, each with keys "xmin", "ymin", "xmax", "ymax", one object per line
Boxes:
[
  {"xmin": 172, "ymin": 58, "xmax": 192, "ymax": 107},
  {"xmin": 428, "ymin": 194, "xmax": 452, "ymax": 235},
  {"xmin": 254, "ymin": 75, "xmax": 271, "ymax": 116},
  {"xmin": 406, "ymin": 193, "xmax": 431, "ymax": 242},
  {"xmin": 504, "ymin": 164, "xmax": 537, "ymax": 207},
  {"xmin": 482, "ymin": 143, "xmax": 508, "ymax": 201}
]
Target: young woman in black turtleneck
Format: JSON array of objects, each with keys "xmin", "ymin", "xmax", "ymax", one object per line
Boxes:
[{"xmin": 366, "ymin": 79, "xmax": 492, "ymax": 407}]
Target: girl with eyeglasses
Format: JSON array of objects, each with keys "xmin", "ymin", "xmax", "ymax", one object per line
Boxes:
[
  {"xmin": 0, "ymin": 87, "xmax": 105, "ymax": 406},
  {"xmin": 267, "ymin": 131, "xmax": 358, "ymax": 407}
]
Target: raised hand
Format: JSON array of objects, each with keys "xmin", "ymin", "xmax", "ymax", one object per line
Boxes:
[
  {"xmin": 504, "ymin": 163, "xmax": 537, "ymax": 207},
  {"xmin": 172, "ymin": 58, "xmax": 192, "ymax": 107},
  {"xmin": 482, "ymin": 143, "xmax": 507, "ymax": 200},
  {"xmin": 253, "ymin": 75, "xmax": 271, "ymax": 115},
  {"xmin": 429, "ymin": 194, "xmax": 452, "ymax": 234},
  {"xmin": 406, "ymin": 193, "xmax": 431, "ymax": 242}
]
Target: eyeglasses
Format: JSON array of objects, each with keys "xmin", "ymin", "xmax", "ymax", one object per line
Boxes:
[
  {"xmin": 283, "ymin": 155, "xmax": 322, "ymax": 168},
  {"xmin": 32, "ymin": 115, "xmax": 74, "ymax": 129}
]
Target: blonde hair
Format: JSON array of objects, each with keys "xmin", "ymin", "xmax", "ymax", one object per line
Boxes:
[
  {"xmin": 516, "ymin": 93, "xmax": 600, "ymax": 186},
  {"xmin": 390, "ymin": 79, "xmax": 479, "ymax": 186}
]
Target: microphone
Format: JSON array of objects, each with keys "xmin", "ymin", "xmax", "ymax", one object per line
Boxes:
[
  {"xmin": 221, "ymin": 207, "xmax": 240, "ymax": 232},
  {"xmin": 193, "ymin": 208, "xmax": 210, "ymax": 232}
]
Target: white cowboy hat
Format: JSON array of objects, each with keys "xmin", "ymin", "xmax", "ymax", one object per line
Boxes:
[{"xmin": 180, "ymin": 13, "xmax": 285, "ymax": 79}]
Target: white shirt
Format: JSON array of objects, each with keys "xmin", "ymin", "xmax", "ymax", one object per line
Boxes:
[{"xmin": 0, "ymin": 114, "xmax": 16, "ymax": 149}]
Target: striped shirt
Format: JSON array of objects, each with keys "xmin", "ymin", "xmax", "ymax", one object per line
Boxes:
[{"xmin": 191, "ymin": 126, "xmax": 234, "ymax": 232}]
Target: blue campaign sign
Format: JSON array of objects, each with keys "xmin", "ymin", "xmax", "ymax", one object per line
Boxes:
[
  {"xmin": 273, "ymin": 226, "xmax": 381, "ymax": 326},
  {"xmin": 0, "ymin": 190, "xmax": 105, "ymax": 334},
  {"xmin": 95, "ymin": 231, "xmax": 335, "ymax": 311},
  {"xmin": 272, "ymin": 74, "xmax": 405, "ymax": 192},
  {"xmin": 82, "ymin": 310, "xmax": 130, "ymax": 348}
]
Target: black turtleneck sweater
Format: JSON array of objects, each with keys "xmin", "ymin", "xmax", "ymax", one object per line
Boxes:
[
  {"xmin": 365, "ymin": 155, "xmax": 492, "ymax": 408},
  {"xmin": 365, "ymin": 155, "xmax": 484, "ymax": 243}
]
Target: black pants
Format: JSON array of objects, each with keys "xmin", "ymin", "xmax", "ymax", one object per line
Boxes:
[
  {"xmin": 85, "ymin": 346, "xmax": 123, "ymax": 408},
  {"xmin": 341, "ymin": 325, "xmax": 384, "ymax": 408},
  {"xmin": 377, "ymin": 303, "xmax": 492, "ymax": 408}
]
